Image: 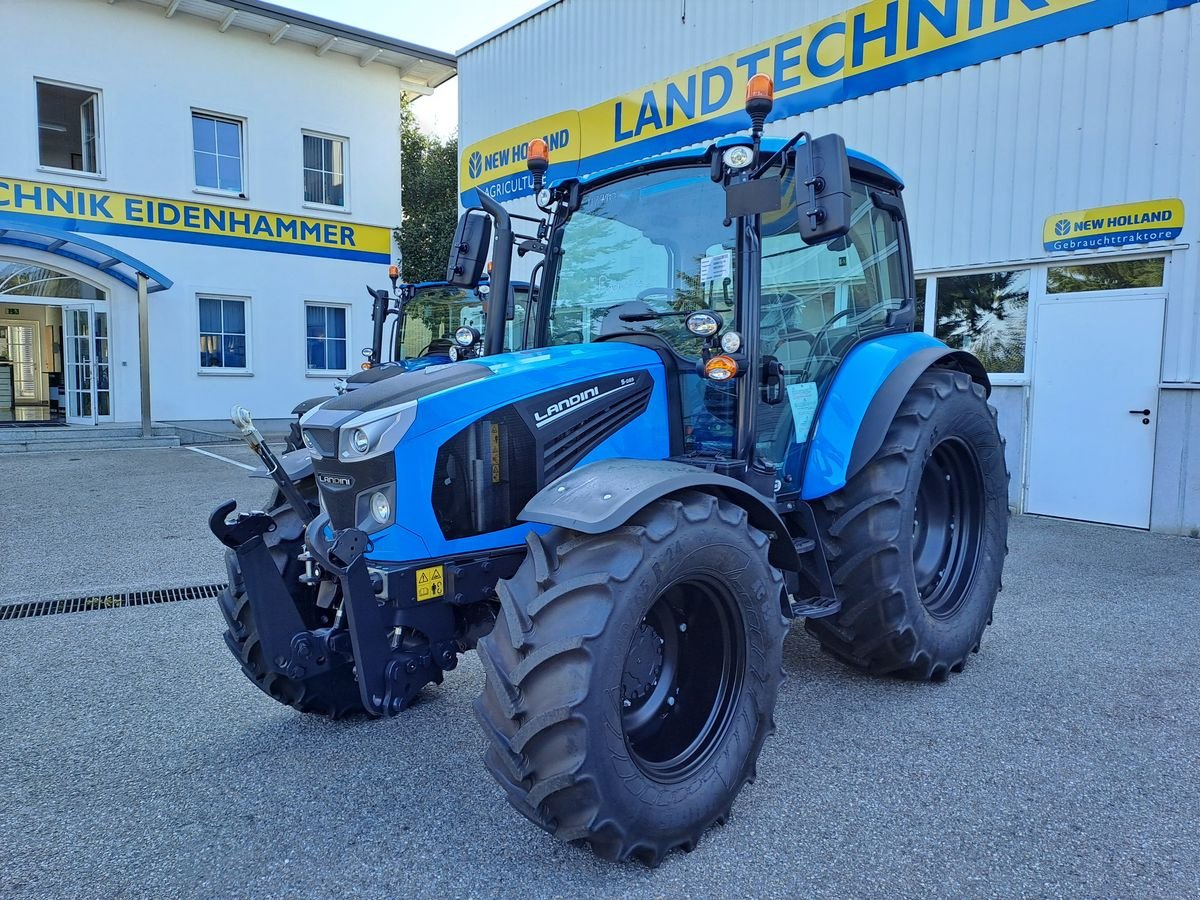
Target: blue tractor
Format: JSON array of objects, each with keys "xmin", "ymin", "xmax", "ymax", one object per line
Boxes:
[
  {"xmin": 212, "ymin": 75, "xmax": 1008, "ymax": 865},
  {"xmin": 284, "ymin": 276, "xmax": 529, "ymax": 446}
]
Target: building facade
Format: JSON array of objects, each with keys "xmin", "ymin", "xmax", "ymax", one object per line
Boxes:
[
  {"xmin": 0, "ymin": 0, "xmax": 454, "ymax": 426},
  {"xmin": 457, "ymin": 0, "xmax": 1200, "ymax": 535}
]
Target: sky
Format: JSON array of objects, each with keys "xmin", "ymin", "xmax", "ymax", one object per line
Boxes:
[{"xmin": 278, "ymin": 0, "xmax": 547, "ymax": 138}]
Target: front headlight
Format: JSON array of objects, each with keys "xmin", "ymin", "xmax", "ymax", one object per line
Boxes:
[
  {"xmin": 369, "ymin": 491, "xmax": 391, "ymax": 525},
  {"xmin": 333, "ymin": 400, "xmax": 418, "ymax": 461}
]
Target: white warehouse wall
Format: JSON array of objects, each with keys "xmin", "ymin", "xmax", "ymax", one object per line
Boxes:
[{"xmin": 458, "ymin": 0, "xmax": 1200, "ymax": 534}]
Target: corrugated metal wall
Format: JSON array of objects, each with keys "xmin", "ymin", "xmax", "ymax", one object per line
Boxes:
[
  {"xmin": 459, "ymin": 0, "xmax": 1200, "ymax": 531},
  {"xmin": 460, "ymin": 1, "xmax": 1199, "ymax": 381}
]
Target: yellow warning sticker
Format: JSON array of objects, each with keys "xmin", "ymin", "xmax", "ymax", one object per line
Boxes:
[
  {"xmin": 490, "ymin": 422, "xmax": 502, "ymax": 484},
  {"xmin": 415, "ymin": 565, "xmax": 444, "ymax": 602}
]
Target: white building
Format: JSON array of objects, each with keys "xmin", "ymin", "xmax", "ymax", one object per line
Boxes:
[
  {"xmin": 0, "ymin": 0, "xmax": 455, "ymax": 428},
  {"xmin": 457, "ymin": 0, "xmax": 1200, "ymax": 535}
]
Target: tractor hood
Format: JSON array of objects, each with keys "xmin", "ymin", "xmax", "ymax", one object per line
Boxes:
[
  {"xmin": 297, "ymin": 341, "xmax": 665, "ymax": 460},
  {"xmin": 299, "ymin": 338, "xmax": 673, "ymax": 560}
]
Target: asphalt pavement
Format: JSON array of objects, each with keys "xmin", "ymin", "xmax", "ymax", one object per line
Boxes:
[
  {"xmin": 0, "ymin": 445, "xmax": 269, "ymax": 604},
  {"xmin": 0, "ymin": 447, "xmax": 1198, "ymax": 897}
]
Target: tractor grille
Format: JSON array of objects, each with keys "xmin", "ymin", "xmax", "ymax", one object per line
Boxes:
[
  {"xmin": 0, "ymin": 583, "xmax": 226, "ymax": 621},
  {"xmin": 543, "ymin": 380, "xmax": 653, "ymax": 482},
  {"xmin": 302, "ymin": 425, "xmax": 339, "ymax": 458}
]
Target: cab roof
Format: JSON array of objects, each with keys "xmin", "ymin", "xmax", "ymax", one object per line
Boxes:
[{"xmin": 567, "ymin": 136, "xmax": 903, "ymax": 191}]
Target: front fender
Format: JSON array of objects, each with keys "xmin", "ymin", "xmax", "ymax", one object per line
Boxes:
[
  {"xmin": 291, "ymin": 395, "xmax": 332, "ymax": 417},
  {"xmin": 800, "ymin": 333, "xmax": 990, "ymax": 500},
  {"xmin": 519, "ymin": 458, "xmax": 800, "ymax": 571},
  {"xmin": 250, "ymin": 447, "xmax": 314, "ymax": 483}
]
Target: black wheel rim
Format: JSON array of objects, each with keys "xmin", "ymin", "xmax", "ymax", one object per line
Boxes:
[
  {"xmin": 912, "ymin": 437, "xmax": 985, "ymax": 619},
  {"xmin": 620, "ymin": 577, "xmax": 744, "ymax": 783}
]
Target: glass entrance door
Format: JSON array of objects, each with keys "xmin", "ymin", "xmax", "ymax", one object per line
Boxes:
[{"xmin": 64, "ymin": 304, "xmax": 110, "ymax": 424}]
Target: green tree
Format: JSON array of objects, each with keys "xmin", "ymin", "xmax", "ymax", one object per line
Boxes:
[
  {"xmin": 393, "ymin": 100, "xmax": 459, "ymax": 283},
  {"xmin": 1046, "ymin": 258, "xmax": 1164, "ymax": 293},
  {"xmin": 935, "ymin": 270, "xmax": 1029, "ymax": 373}
]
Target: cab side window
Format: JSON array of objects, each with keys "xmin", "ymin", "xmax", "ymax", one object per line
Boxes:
[{"xmin": 755, "ymin": 179, "xmax": 908, "ymax": 468}]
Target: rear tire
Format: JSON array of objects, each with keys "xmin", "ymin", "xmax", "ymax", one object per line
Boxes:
[
  {"xmin": 475, "ymin": 491, "xmax": 787, "ymax": 865},
  {"xmin": 217, "ymin": 505, "xmax": 363, "ymax": 718},
  {"xmin": 806, "ymin": 369, "xmax": 1009, "ymax": 679}
]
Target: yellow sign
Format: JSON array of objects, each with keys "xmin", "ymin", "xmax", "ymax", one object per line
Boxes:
[
  {"xmin": 461, "ymin": 0, "xmax": 1176, "ymax": 203},
  {"xmin": 0, "ymin": 176, "xmax": 391, "ymax": 263},
  {"xmin": 1043, "ymin": 198, "xmax": 1184, "ymax": 252},
  {"xmin": 415, "ymin": 565, "xmax": 445, "ymax": 602}
]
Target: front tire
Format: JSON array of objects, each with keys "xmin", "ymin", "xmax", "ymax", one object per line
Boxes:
[
  {"xmin": 806, "ymin": 369, "xmax": 1009, "ymax": 679},
  {"xmin": 475, "ymin": 491, "xmax": 787, "ymax": 865}
]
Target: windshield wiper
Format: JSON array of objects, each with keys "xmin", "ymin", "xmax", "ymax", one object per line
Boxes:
[{"xmin": 618, "ymin": 309, "xmax": 689, "ymax": 322}]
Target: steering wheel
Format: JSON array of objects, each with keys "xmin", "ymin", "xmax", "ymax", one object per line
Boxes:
[
  {"xmin": 758, "ymin": 291, "xmax": 818, "ymax": 353},
  {"xmin": 419, "ymin": 338, "xmax": 454, "ymax": 357},
  {"xmin": 637, "ymin": 287, "xmax": 675, "ymax": 302}
]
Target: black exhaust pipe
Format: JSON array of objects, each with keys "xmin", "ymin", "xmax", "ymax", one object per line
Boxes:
[{"xmin": 476, "ymin": 190, "xmax": 512, "ymax": 358}]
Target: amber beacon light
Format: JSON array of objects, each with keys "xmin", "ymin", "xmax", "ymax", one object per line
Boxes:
[
  {"xmin": 745, "ymin": 73, "xmax": 774, "ymax": 141},
  {"xmin": 527, "ymin": 138, "xmax": 550, "ymax": 191},
  {"xmin": 745, "ymin": 73, "xmax": 774, "ymax": 106}
]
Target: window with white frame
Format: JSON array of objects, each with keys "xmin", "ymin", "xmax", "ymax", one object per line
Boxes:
[
  {"xmin": 192, "ymin": 112, "xmax": 245, "ymax": 194},
  {"xmin": 1046, "ymin": 257, "xmax": 1165, "ymax": 294},
  {"xmin": 36, "ymin": 80, "xmax": 102, "ymax": 174},
  {"xmin": 303, "ymin": 132, "xmax": 347, "ymax": 208},
  {"xmin": 199, "ymin": 296, "xmax": 248, "ymax": 370},
  {"xmin": 914, "ymin": 277, "xmax": 929, "ymax": 333},
  {"xmin": 306, "ymin": 303, "xmax": 348, "ymax": 372},
  {"xmin": 931, "ymin": 269, "xmax": 1030, "ymax": 374}
]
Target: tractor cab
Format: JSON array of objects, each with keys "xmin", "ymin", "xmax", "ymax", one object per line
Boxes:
[
  {"xmin": 451, "ymin": 75, "xmax": 940, "ymax": 505},
  {"xmin": 530, "ymin": 136, "xmax": 914, "ymax": 496}
]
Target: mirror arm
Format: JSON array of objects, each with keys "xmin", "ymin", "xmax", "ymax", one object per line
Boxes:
[
  {"xmin": 750, "ymin": 130, "xmax": 806, "ymax": 180},
  {"xmin": 477, "ymin": 190, "xmax": 513, "ymax": 357}
]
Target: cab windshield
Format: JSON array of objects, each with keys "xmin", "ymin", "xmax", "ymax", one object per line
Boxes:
[
  {"xmin": 394, "ymin": 285, "xmax": 527, "ymax": 360},
  {"xmin": 547, "ymin": 166, "xmax": 736, "ymax": 356},
  {"xmin": 543, "ymin": 163, "xmax": 908, "ymax": 465}
]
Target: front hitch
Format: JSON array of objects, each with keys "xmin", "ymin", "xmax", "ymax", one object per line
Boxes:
[
  {"xmin": 230, "ymin": 405, "xmax": 315, "ymax": 523},
  {"xmin": 209, "ymin": 499, "xmax": 275, "ymax": 549},
  {"xmin": 304, "ymin": 514, "xmax": 456, "ymax": 716},
  {"xmin": 209, "ymin": 499, "xmax": 348, "ymax": 682}
]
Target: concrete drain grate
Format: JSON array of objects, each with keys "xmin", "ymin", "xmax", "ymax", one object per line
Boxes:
[{"xmin": 0, "ymin": 583, "xmax": 226, "ymax": 621}]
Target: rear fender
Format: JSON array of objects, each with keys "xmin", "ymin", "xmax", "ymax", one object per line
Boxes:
[
  {"xmin": 518, "ymin": 458, "xmax": 800, "ymax": 572},
  {"xmin": 800, "ymin": 333, "xmax": 990, "ymax": 500}
]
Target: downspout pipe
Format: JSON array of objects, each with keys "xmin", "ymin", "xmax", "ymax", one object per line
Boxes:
[{"xmin": 137, "ymin": 272, "xmax": 152, "ymax": 438}]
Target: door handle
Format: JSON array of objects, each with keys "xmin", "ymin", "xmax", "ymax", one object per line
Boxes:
[{"xmin": 1128, "ymin": 408, "xmax": 1151, "ymax": 416}]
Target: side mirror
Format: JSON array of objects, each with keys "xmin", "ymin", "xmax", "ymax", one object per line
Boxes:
[
  {"xmin": 795, "ymin": 133, "xmax": 851, "ymax": 246},
  {"xmin": 446, "ymin": 209, "xmax": 492, "ymax": 288}
]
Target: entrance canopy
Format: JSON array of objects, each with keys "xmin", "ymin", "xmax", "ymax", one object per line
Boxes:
[{"xmin": 0, "ymin": 216, "xmax": 172, "ymax": 292}]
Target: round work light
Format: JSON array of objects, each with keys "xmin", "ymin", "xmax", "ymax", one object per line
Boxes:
[{"xmin": 685, "ymin": 311, "xmax": 723, "ymax": 337}]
